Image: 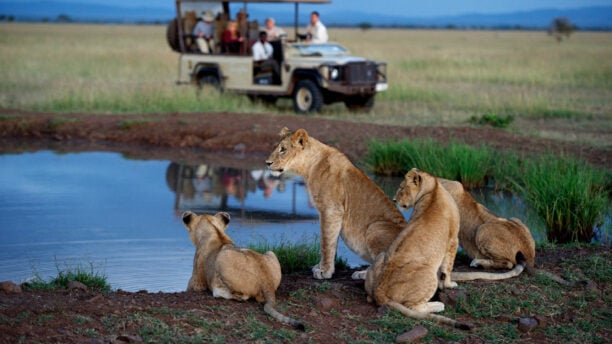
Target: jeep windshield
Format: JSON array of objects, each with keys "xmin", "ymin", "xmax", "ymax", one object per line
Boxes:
[{"xmin": 292, "ymin": 43, "xmax": 349, "ymax": 57}]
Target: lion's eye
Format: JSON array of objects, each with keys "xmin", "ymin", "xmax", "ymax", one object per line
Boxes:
[{"xmin": 279, "ymin": 146, "xmax": 286, "ymax": 154}]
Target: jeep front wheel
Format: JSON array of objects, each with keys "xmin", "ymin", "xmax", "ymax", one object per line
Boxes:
[{"xmin": 292, "ymin": 80, "xmax": 323, "ymax": 114}]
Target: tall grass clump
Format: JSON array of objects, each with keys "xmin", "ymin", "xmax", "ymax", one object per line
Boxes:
[
  {"xmin": 249, "ymin": 237, "xmax": 349, "ymax": 274},
  {"xmin": 366, "ymin": 139, "xmax": 494, "ymax": 188},
  {"xmin": 25, "ymin": 262, "xmax": 110, "ymax": 292},
  {"xmin": 513, "ymin": 155, "xmax": 609, "ymax": 243}
]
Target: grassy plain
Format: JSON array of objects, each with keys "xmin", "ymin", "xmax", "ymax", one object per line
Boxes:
[{"xmin": 1, "ymin": 23, "xmax": 610, "ymax": 147}]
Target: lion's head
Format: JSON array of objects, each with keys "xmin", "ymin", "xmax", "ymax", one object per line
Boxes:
[
  {"xmin": 182, "ymin": 211, "xmax": 231, "ymax": 246},
  {"xmin": 265, "ymin": 127, "xmax": 310, "ymax": 175},
  {"xmin": 393, "ymin": 168, "xmax": 435, "ymax": 210}
]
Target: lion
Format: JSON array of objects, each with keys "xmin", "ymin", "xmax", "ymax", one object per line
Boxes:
[
  {"xmin": 364, "ymin": 169, "xmax": 471, "ymax": 330},
  {"xmin": 437, "ymin": 178, "xmax": 536, "ymax": 281},
  {"xmin": 182, "ymin": 211, "xmax": 305, "ymax": 330},
  {"xmin": 266, "ymin": 127, "xmax": 407, "ymax": 279}
]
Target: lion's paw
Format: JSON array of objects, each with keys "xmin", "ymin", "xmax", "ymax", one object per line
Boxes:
[
  {"xmin": 351, "ymin": 270, "xmax": 367, "ymax": 280},
  {"xmin": 312, "ymin": 264, "xmax": 333, "ymax": 279},
  {"xmin": 470, "ymin": 259, "xmax": 482, "ymax": 268}
]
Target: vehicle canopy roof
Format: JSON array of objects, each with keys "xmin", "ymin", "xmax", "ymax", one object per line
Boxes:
[
  {"xmin": 175, "ymin": 0, "xmax": 329, "ymax": 3},
  {"xmin": 175, "ymin": 0, "xmax": 330, "ymax": 42}
]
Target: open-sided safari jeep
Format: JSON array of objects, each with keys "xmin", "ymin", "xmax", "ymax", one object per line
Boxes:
[{"xmin": 167, "ymin": 0, "xmax": 388, "ymax": 113}]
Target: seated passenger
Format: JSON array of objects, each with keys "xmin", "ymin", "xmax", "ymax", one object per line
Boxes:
[
  {"xmin": 221, "ymin": 20, "xmax": 244, "ymax": 54},
  {"xmin": 252, "ymin": 31, "xmax": 280, "ymax": 84},
  {"xmin": 265, "ymin": 17, "xmax": 286, "ymax": 41},
  {"xmin": 193, "ymin": 11, "xmax": 215, "ymax": 53}
]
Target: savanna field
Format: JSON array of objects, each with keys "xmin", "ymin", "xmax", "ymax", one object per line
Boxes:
[{"xmin": 0, "ymin": 23, "xmax": 611, "ymax": 343}]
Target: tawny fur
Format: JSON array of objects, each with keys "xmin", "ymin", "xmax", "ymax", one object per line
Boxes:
[
  {"xmin": 182, "ymin": 211, "xmax": 304, "ymax": 330},
  {"xmin": 437, "ymin": 179, "xmax": 536, "ymax": 281},
  {"xmin": 266, "ymin": 127, "xmax": 406, "ymax": 279},
  {"xmin": 364, "ymin": 169, "xmax": 471, "ymax": 330}
]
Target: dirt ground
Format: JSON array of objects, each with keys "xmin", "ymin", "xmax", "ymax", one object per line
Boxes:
[
  {"xmin": 0, "ymin": 110, "xmax": 610, "ymax": 343},
  {"xmin": 0, "ymin": 110, "xmax": 609, "ymax": 170}
]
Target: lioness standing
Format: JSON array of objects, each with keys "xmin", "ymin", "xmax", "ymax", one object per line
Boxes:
[
  {"xmin": 365, "ymin": 169, "xmax": 471, "ymax": 330},
  {"xmin": 438, "ymin": 179, "xmax": 536, "ymax": 281},
  {"xmin": 266, "ymin": 128, "xmax": 407, "ymax": 279},
  {"xmin": 182, "ymin": 211, "xmax": 305, "ymax": 330}
]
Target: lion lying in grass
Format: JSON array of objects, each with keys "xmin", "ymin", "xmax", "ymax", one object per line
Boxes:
[
  {"xmin": 365, "ymin": 169, "xmax": 471, "ymax": 330},
  {"xmin": 266, "ymin": 127, "xmax": 406, "ymax": 280},
  {"xmin": 437, "ymin": 179, "xmax": 536, "ymax": 281},
  {"xmin": 182, "ymin": 211, "xmax": 304, "ymax": 330}
]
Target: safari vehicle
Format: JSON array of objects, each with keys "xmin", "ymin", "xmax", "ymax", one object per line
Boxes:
[{"xmin": 167, "ymin": 0, "xmax": 388, "ymax": 113}]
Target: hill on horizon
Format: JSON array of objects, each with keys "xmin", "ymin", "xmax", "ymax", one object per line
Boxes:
[{"xmin": 1, "ymin": 1, "xmax": 611, "ymax": 29}]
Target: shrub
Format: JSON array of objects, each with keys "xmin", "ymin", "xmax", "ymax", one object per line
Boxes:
[
  {"xmin": 249, "ymin": 237, "xmax": 349, "ymax": 274},
  {"xmin": 513, "ymin": 155, "xmax": 608, "ymax": 243},
  {"xmin": 25, "ymin": 262, "xmax": 110, "ymax": 292},
  {"xmin": 469, "ymin": 113, "xmax": 514, "ymax": 128}
]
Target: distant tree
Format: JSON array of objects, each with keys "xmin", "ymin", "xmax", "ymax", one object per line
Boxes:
[
  {"xmin": 548, "ymin": 17, "xmax": 575, "ymax": 42},
  {"xmin": 358, "ymin": 22, "xmax": 372, "ymax": 31},
  {"xmin": 56, "ymin": 14, "xmax": 72, "ymax": 23}
]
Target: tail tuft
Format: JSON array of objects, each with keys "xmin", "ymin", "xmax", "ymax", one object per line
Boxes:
[
  {"xmin": 293, "ymin": 322, "xmax": 306, "ymax": 331},
  {"xmin": 455, "ymin": 321, "xmax": 474, "ymax": 331}
]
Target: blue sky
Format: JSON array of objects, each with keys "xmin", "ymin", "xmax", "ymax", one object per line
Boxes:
[{"xmin": 5, "ymin": 0, "xmax": 612, "ymax": 17}]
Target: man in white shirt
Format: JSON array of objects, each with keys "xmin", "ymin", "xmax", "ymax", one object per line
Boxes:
[
  {"xmin": 306, "ymin": 11, "xmax": 328, "ymax": 43},
  {"xmin": 252, "ymin": 31, "xmax": 280, "ymax": 84}
]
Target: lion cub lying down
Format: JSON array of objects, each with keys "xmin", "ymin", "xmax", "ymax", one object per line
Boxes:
[
  {"xmin": 437, "ymin": 179, "xmax": 536, "ymax": 281},
  {"xmin": 365, "ymin": 169, "xmax": 471, "ymax": 330},
  {"xmin": 266, "ymin": 127, "xmax": 406, "ymax": 280},
  {"xmin": 182, "ymin": 211, "xmax": 304, "ymax": 330}
]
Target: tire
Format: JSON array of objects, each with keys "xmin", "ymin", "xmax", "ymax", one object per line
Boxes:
[
  {"xmin": 344, "ymin": 95, "xmax": 375, "ymax": 112},
  {"xmin": 292, "ymin": 79, "xmax": 323, "ymax": 114},
  {"xmin": 166, "ymin": 18, "xmax": 180, "ymax": 53},
  {"xmin": 197, "ymin": 74, "xmax": 222, "ymax": 95}
]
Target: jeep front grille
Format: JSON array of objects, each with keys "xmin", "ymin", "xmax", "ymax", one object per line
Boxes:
[{"xmin": 345, "ymin": 62, "xmax": 377, "ymax": 84}]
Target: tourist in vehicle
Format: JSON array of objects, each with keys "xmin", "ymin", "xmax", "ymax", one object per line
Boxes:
[
  {"xmin": 193, "ymin": 11, "xmax": 215, "ymax": 53},
  {"xmin": 306, "ymin": 11, "xmax": 328, "ymax": 43},
  {"xmin": 221, "ymin": 20, "xmax": 244, "ymax": 54},
  {"xmin": 236, "ymin": 9, "xmax": 249, "ymax": 41},
  {"xmin": 265, "ymin": 17, "xmax": 286, "ymax": 40},
  {"xmin": 252, "ymin": 31, "xmax": 280, "ymax": 84}
]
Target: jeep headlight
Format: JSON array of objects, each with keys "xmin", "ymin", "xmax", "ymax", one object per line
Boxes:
[
  {"xmin": 320, "ymin": 65, "xmax": 340, "ymax": 81},
  {"xmin": 330, "ymin": 68, "xmax": 339, "ymax": 80}
]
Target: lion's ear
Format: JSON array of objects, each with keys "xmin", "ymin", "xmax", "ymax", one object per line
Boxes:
[
  {"xmin": 411, "ymin": 170, "xmax": 422, "ymax": 186},
  {"xmin": 279, "ymin": 127, "xmax": 292, "ymax": 138},
  {"xmin": 292, "ymin": 129, "xmax": 309, "ymax": 147},
  {"xmin": 216, "ymin": 212, "xmax": 231, "ymax": 226}
]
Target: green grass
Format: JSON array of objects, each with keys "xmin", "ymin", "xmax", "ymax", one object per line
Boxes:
[
  {"xmin": 1, "ymin": 25, "xmax": 610, "ymax": 146},
  {"xmin": 24, "ymin": 262, "xmax": 110, "ymax": 292},
  {"xmin": 248, "ymin": 237, "xmax": 349, "ymax": 274},
  {"xmin": 366, "ymin": 140, "xmax": 610, "ymax": 243},
  {"xmin": 366, "ymin": 139, "xmax": 494, "ymax": 188}
]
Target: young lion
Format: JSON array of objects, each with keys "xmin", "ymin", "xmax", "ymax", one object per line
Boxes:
[
  {"xmin": 266, "ymin": 127, "xmax": 407, "ymax": 279},
  {"xmin": 182, "ymin": 211, "xmax": 304, "ymax": 330},
  {"xmin": 365, "ymin": 169, "xmax": 471, "ymax": 330},
  {"xmin": 437, "ymin": 179, "xmax": 536, "ymax": 281}
]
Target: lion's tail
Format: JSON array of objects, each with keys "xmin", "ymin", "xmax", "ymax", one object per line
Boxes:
[
  {"xmin": 451, "ymin": 263, "xmax": 525, "ymax": 281},
  {"xmin": 263, "ymin": 303, "xmax": 305, "ymax": 331},
  {"xmin": 387, "ymin": 301, "xmax": 472, "ymax": 330}
]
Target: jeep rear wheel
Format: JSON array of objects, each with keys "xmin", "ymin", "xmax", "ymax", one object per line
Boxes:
[
  {"xmin": 292, "ymin": 80, "xmax": 323, "ymax": 114},
  {"xmin": 197, "ymin": 75, "xmax": 221, "ymax": 95}
]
